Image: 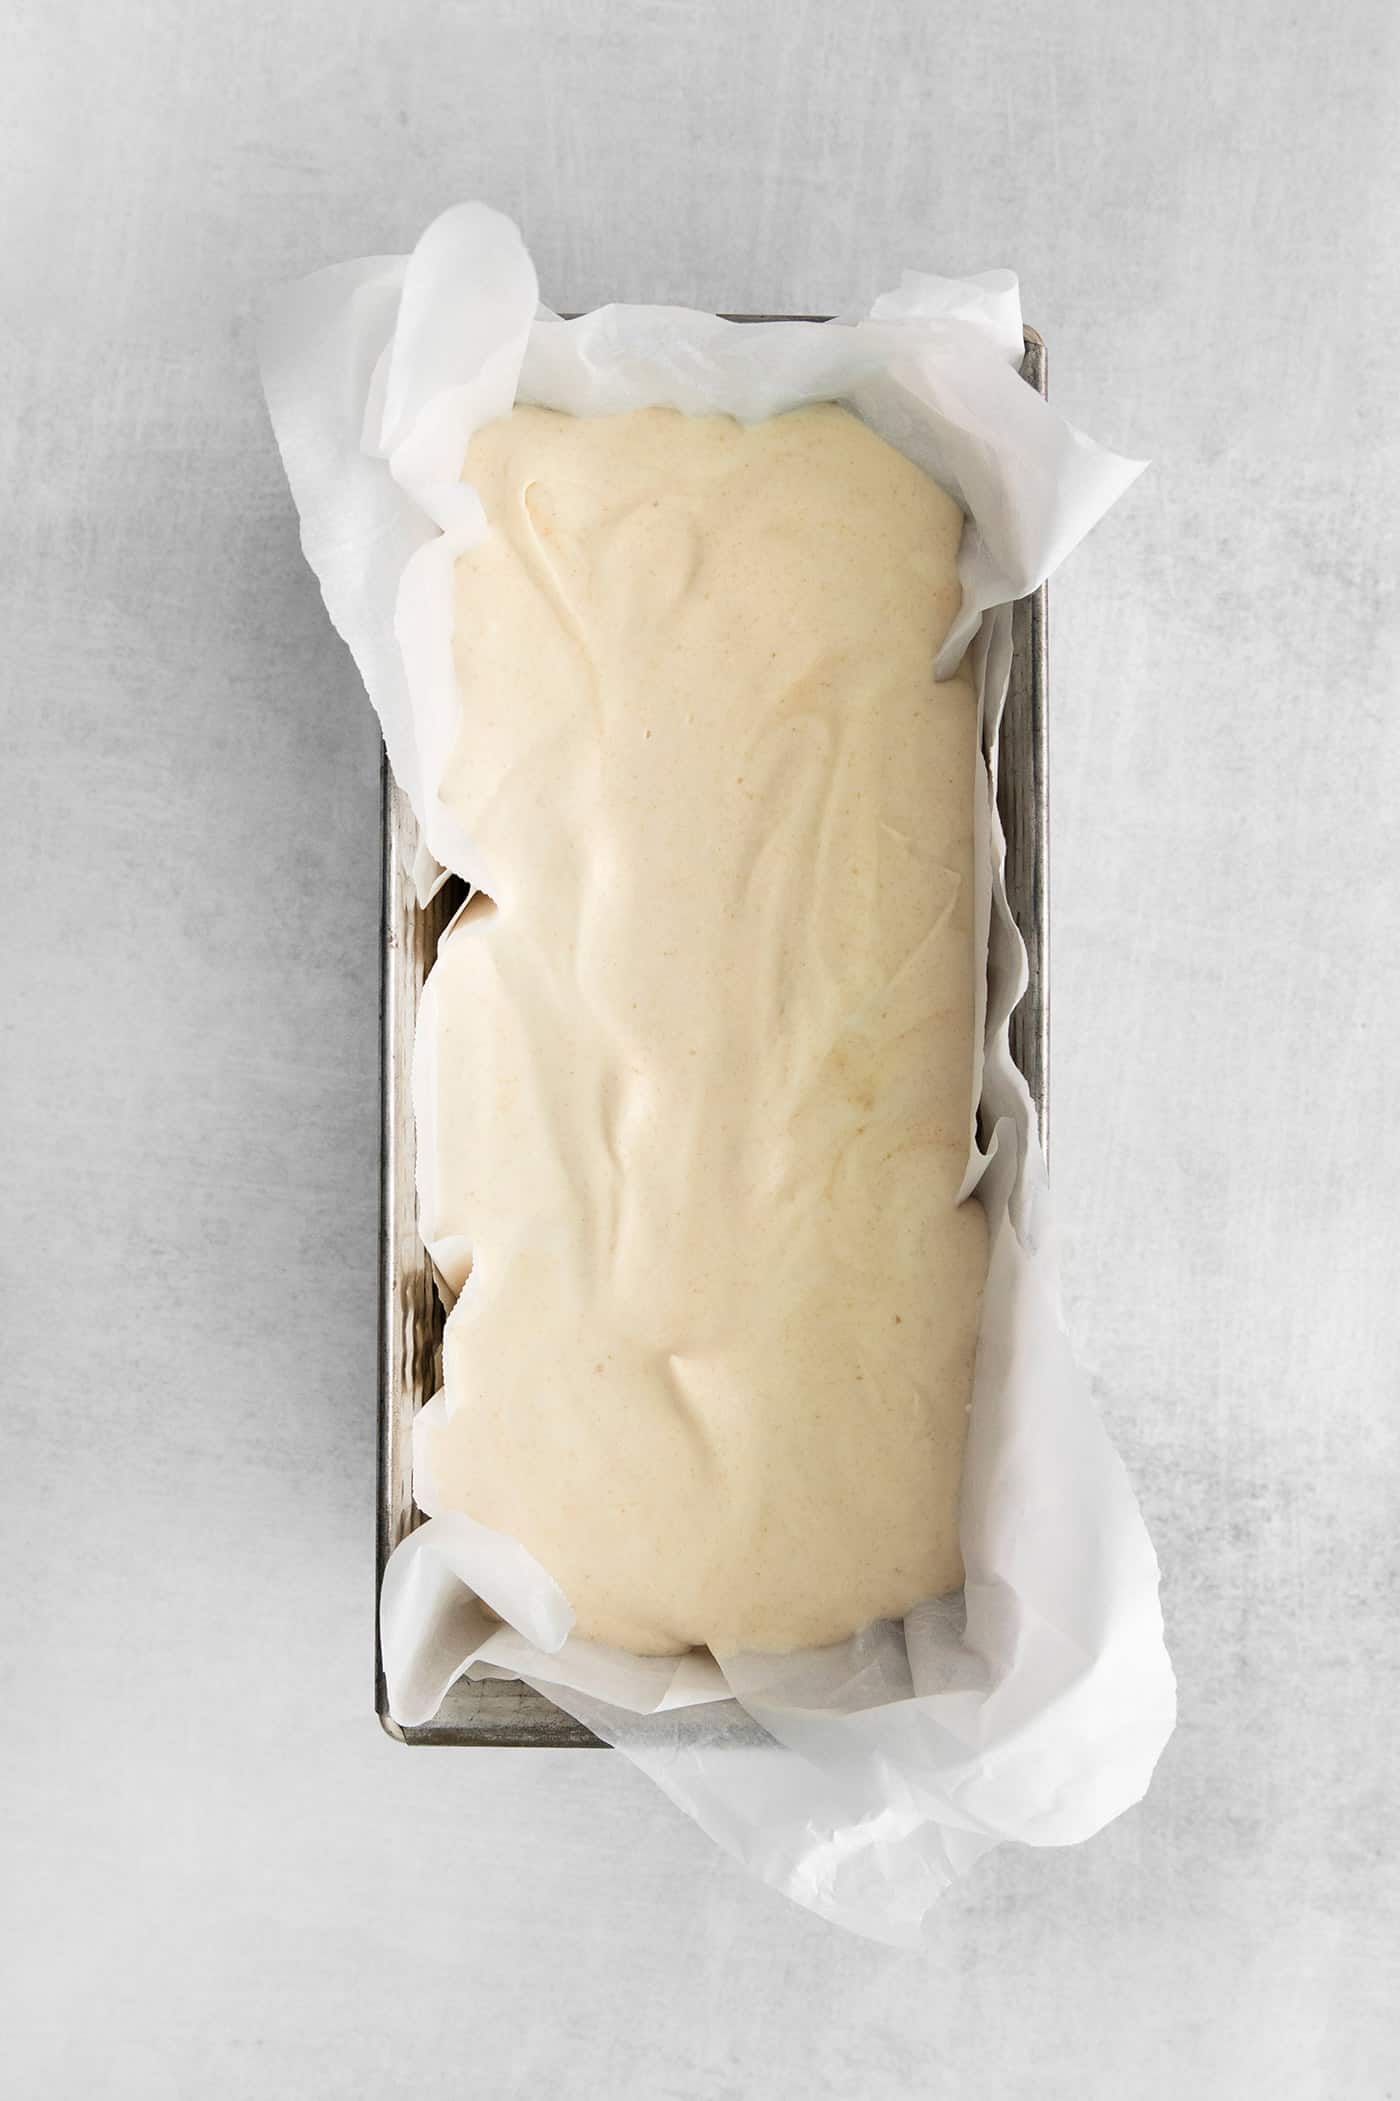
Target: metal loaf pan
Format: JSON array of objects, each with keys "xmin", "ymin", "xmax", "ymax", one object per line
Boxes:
[{"xmin": 377, "ymin": 325, "xmax": 1050, "ymax": 1746}]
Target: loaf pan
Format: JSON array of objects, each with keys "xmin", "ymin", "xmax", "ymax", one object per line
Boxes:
[{"xmin": 377, "ymin": 324, "xmax": 1049, "ymax": 1745}]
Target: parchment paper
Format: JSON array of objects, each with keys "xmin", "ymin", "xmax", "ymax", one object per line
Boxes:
[{"xmin": 261, "ymin": 202, "xmax": 1175, "ymax": 1945}]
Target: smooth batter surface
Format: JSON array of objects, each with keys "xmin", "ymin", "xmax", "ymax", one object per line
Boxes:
[{"xmin": 418, "ymin": 402, "xmax": 988, "ymax": 1656}]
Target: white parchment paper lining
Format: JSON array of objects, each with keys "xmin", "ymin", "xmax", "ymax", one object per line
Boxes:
[{"xmin": 261, "ymin": 203, "xmax": 1175, "ymax": 1946}]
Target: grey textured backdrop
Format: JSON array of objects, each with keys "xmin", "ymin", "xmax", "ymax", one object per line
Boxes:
[{"xmin": 4, "ymin": 2, "xmax": 1397, "ymax": 2095}]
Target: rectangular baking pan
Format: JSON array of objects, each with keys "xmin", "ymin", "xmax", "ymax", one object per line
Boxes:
[{"xmin": 377, "ymin": 325, "xmax": 1050, "ymax": 1745}]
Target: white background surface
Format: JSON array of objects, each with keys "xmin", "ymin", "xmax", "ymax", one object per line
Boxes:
[{"xmin": 3, "ymin": 2, "xmax": 1397, "ymax": 2095}]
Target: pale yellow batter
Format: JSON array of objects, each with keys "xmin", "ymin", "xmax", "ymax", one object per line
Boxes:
[{"xmin": 417, "ymin": 402, "xmax": 988, "ymax": 1656}]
